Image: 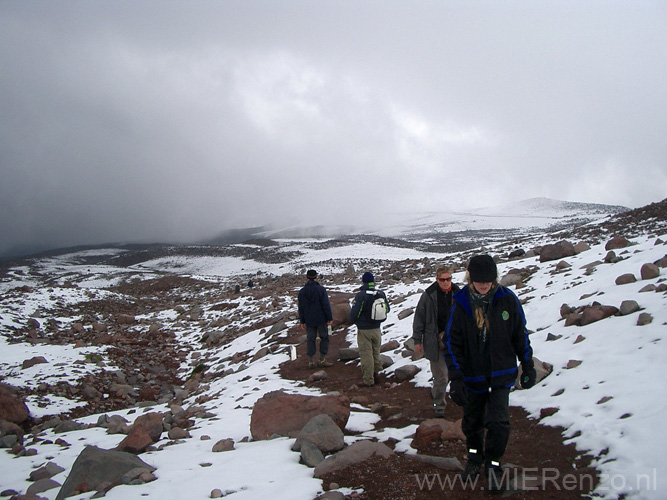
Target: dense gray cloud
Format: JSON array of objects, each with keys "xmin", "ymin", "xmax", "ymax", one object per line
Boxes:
[{"xmin": 1, "ymin": 1, "xmax": 666, "ymax": 256}]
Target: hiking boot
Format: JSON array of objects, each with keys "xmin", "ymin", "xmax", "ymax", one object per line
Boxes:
[
  {"xmin": 486, "ymin": 461, "xmax": 504, "ymax": 491},
  {"xmin": 462, "ymin": 460, "xmax": 482, "ymax": 480},
  {"xmin": 308, "ymin": 357, "xmax": 315, "ymax": 369},
  {"xmin": 318, "ymin": 357, "xmax": 333, "ymax": 367}
]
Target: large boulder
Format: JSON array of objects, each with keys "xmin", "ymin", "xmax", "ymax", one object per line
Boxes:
[
  {"xmin": 605, "ymin": 236, "xmax": 631, "ymax": 251},
  {"xmin": 250, "ymin": 391, "xmax": 350, "ymax": 440},
  {"xmin": 55, "ymin": 446, "xmax": 155, "ymax": 500},
  {"xmin": 539, "ymin": 241, "xmax": 575, "ymax": 263},
  {"xmin": 329, "ymin": 293, "xmax": 354, "ymax": 329}
]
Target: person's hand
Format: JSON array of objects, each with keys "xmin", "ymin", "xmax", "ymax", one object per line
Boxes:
[
  {"xmin": 449, "ymin": 378, "xmax": 467, "ymax": 407},
  {"xmin": 520, "ymin": 364, "xmax": 537, "ymax": 389},
  {"xmin": 412, "ymin": 343, "xmax": 424, "ymax": 361},
  {"xmin": 300, "ymin": 324, "xmax": 306, "ymax": 331}
]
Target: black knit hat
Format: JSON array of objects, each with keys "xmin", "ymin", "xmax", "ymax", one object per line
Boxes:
[
  {"xmin": 468, "ymin": 255, "xmax": 497, "ymax": 282},
  {"xmin": 306, "ymin": 269, "xmax": 318, "ymax": 279},
  {"xmin": 362, "ymin": 271, "xmax": 375, "ymax": 283}
]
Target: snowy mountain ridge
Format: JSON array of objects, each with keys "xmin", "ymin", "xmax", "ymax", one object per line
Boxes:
[{"xmin": 204, "ymin": 197, "xmax": 629, "ymax": 244}]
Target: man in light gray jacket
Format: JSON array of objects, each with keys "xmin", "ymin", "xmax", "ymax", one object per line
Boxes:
[{"xmin": 412, "ymin": 265, "xmax": 460, "ymax": 417}]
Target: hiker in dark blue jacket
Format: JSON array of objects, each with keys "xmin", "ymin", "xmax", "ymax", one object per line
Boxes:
[
  {"xmin": 444, "ymin": 255, "xmax": 536, "ymax": 491},
  {"xmin": 298, "ymin": 270, "xmax": 333, "ymax": 368},
  {"xmin": 349, "ymin": 272, "xmax": 389, "ymax": 387}
]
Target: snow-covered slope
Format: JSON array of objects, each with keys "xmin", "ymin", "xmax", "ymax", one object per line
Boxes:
[
  {"xmin": 205, "ymin": 197, "xmax": 628, "ymax": 244},
  {"xmin": 0, "ymin": 201, "xmax": 664, "ymax": 500}
]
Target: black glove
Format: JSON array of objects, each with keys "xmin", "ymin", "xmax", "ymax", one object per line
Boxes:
[
  {"xmin": 520, "ymin": 364, "xmax": 537, "ymax": 389},
  {"xmin": 449, "ymin": 378, "xmax": 467, "ymax": 407}
]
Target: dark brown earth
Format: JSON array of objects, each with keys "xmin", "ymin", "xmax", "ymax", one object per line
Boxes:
[{"xmin": 280, "ymin": 327, "xmax": 600, "ymax": 500}]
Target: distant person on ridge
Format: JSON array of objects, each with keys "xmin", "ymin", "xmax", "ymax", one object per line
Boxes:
[
  {"xmin": 349, "ymin": 272, "xmax": 390, "ymax": 387},
  {"xmin": 412, "ymin": 265, "xmax": 460, "ymax": 417},
  {"xmin": 298, "ymin": 270, "xmax": 334, "ymax": 368},
  {"xmin": 444, "ymin": 254, "xmax": 536, "ymax": 491}
]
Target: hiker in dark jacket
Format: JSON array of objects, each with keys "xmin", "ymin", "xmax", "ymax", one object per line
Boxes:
[
  {"xmin": 349, "ymin": 271, "xmax": 389, "ymax": 387},
  {"xmin": 412, "ymin": 265, "xmax": 460, "ymax": 417},
  {"xmin": 444, "ymin": 255, "xmax": 536, "ymax": 490},
  {"xmin": 298, "ymin": 270, "xmax": 333, "ymax": 368}
]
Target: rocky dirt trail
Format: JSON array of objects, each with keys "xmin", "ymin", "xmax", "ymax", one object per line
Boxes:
[{"xmin": 280, "ymin": 327, "xmax": 599, "ymax": 499}]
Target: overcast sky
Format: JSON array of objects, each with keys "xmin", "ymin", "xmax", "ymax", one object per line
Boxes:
[{"xmin": 1, "ymin": 1, "xmax": 666, "ymax": 256}]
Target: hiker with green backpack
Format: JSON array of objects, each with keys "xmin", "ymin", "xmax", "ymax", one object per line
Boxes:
[{"xmin": 349, "ymin": 271, "xmax": 390, "ymax": 387}]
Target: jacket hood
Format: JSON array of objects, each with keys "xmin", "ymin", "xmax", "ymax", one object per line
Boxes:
[{"xmin": 453, "ymin": 284, "xmax": 514, "ymax": 319}]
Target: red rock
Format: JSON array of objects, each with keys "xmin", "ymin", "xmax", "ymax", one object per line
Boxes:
[{"xmin": 250, "ymin": 390, "xmax": 350, "ymax": 440}]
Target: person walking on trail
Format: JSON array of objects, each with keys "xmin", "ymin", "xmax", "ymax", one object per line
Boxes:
[
  {"xmin": 412, "ymin": 265, "xmax": 460, "ymax": 418},
  {"xmin": 349, "ymin": 271, "xmax": 390, "ymax": 387},
  {"xmin": 444, "ymin": 255, "xmax": 537, "ymax": 491},
  {"xmin": 298, "ymin": 269, "xmax": 334, "ymax": 369}
]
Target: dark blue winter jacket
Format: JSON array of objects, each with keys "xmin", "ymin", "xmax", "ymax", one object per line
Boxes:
[
  {"xmin": 444, "ymin": 284, "xmax": 533, "ymax": 393},
  {"xmin": 298, "ymin": 280, "xmax": 333, "ymax": 326},
  {"xmin": 349, "ymin": 283, "xmax": 389, "ymax": 330}
]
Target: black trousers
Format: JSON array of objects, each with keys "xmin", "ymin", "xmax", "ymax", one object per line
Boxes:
[
  {"xmin": 462, "ymin": 387, "xmax": 510, "ymax": 464},
  {"xmin": 306, "ymin": 324, "xmax": 329, "ymax": 357}
]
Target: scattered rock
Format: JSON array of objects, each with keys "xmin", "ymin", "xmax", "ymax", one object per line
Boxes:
[
  {"xmin": 640, "ymin": 263, "xmax": 660, "ymax": 280},
  {"xmin": 394, "ymin": 364, "xmax": 421, "ymax": 382},
  {"xmin": 605, "ymin": 236, "xmax": 631, "ymax": 250},
  {"xmin": 29, "ymin": 462, "xmax": 66, "ymax": 481},
  {"xmin": 300, "ymin": 440, "xmax": 325, "ymax": 467},
  {"xmin": 411, "ymin": 419, "xmax": 453, "ymax": 449},
  {"xmin": 313, "ymin": 440, "xmax": 393, "ymax": 478},
  {"xmin": 338, "ymin": 348, "xmax": 360, "ymax": 361},
  {"xmin": 619, "ymin": 300, "xmax": 640, "ymax": 316},
  {"xmin": 26, "ymin": 478, "xmax": 61, "ymax": 496},
  {"xmin": 409, "ymin": 453, "xmax": 463, "ymax": 471},
  {"xmin": 212, "ymin": 439, "xmax": 235, "ymax": 452},
  {"xmin": 637, "ymin": 313, "xmax": 653, "ymax": 326},
  {"xmin": 22, "ymin": 356, "xmax": 48, "ymax": 370},
  {"xmin": 0, "ymin": 384, "xmax": 30, "ymax": 424},
  {"xmin": 397, "ymin": 308, "xmax": 414, "ymax": 320},
  {"xmin": 615, "ymin": 274, "xmax": 637, "ymax": 285},
  {"xmin": 115, "ymin": 412, "xmax": 164, "ymax": 453},
  {"xmin": 515, "ymin": 357, "xmax": 552, "ymax": 388},
  {"xmin": 292, "ymin": 414, "xmax": 345, "ymax": 454},
  {"xmin": 605, "ymin": 250, "xmax": 621, "ymax": 264}
]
